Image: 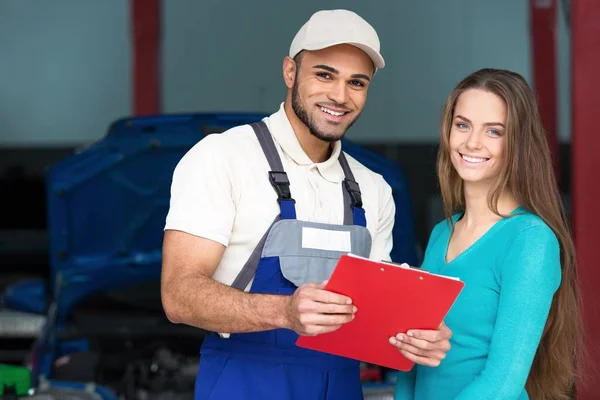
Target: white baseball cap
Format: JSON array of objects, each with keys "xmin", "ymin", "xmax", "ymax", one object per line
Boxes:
[{"xmin": 289, "ymin": 9, "xmax": 385, "ymax": 69}]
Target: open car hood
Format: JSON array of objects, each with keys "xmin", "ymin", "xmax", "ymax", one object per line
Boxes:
[{"xmin": 45, "ymin": 113, "xmax": 267, "ymax": 318}]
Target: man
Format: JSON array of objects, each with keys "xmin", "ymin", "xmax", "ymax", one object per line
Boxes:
[{"xmin": 161, "ymin": 9, "xmax": 451, "ymax": 400}]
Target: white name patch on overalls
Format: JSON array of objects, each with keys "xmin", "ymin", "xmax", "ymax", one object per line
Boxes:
[{"xmin": 301, "ymin": 227, "xmax": 352, "ymax": 252}]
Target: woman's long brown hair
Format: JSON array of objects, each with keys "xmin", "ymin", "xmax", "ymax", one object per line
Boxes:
[{"xmin": 437, "ymin": 68, "xmax": 584, "ymax": 399}]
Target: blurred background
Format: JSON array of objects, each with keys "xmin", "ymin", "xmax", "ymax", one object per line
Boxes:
[{"xmin": 0, "ymin": 1, "xmax": 598, "ymax": 399}]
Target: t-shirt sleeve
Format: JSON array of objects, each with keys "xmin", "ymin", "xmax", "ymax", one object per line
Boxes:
[
  {"xmin": 164, "ymin": 134, "xmax": 237, "ymax": 247},
  {"xmin": 453, "ymin": 225, "xmax": 562, "ymax": 399}
]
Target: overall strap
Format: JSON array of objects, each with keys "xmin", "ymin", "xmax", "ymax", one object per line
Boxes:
[
  {"xmin": 231, "ymin": 121, "xmax": 294, "ymax": 291},
  {"xmin": 250, "ymin": 121, "xmax": 297, "ymax": 220},
  {"xmin": 338, "ymin": 152, "xmax": 367, "ymax": 227}
]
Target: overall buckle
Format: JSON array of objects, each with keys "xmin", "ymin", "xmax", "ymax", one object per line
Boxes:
[
  {"xmin": 269, "ymin": 171, "xmax": 293, "ymax": 200},
  {"xmin": 344, "ymin": 178, "xmax": 363, "ymax": 208}
]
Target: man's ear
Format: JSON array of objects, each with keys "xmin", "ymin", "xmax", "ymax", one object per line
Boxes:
[{"xmin": 282, "ymin": 56, "xmax": 297, "ymax": 89}]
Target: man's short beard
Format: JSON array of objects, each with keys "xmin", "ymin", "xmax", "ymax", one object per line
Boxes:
[{"xmin": 291, "ymin": 74, "xmax": 359, "ymax": 143}]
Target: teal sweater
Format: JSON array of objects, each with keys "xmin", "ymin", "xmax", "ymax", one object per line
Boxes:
[{"xmin": 394, "ymin": 208, "xmax": 561, "ymax": 399}]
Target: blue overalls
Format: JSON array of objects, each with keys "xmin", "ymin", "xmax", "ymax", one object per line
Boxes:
[{"xmin": 194, "ymin": 121, "xmax": 373, "ymax": 400}]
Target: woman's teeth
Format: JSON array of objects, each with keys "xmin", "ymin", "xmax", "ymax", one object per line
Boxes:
[{"xmin": 461, "ymin": 154, "xmax": 488, "ymax": 163}]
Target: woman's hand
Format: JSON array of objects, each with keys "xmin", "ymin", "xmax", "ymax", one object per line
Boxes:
[{"xmin": 389, "ymin": 321, "xmax": 452, "ymax": 367}]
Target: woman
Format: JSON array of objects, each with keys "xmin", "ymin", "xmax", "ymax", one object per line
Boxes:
[{"xmin": 392, "ymin": 69, "xmax": 583, "ymax": 399}]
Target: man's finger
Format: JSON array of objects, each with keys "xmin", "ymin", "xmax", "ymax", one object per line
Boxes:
[
  {"xmin": 313, "ymin": 302, "xmax": 356, "ymax": 315},
  {"xmin": 310, "ymin": 288, "xmax": 353, "ymax": 305},
  {"xmin": 297, "ymin": 300, "xmax": 355, "ymax": 315},
  {"xmin": 302, "ymin": 312, "xmax": 354, "ymax": 326}
]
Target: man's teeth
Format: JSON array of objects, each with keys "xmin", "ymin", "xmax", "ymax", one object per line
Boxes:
[
  {"xmin": 461, "ymin": 154, "xmax": 488, "ymax": 163},
  {"xmin": 320, "ymin": 106, "xmax": 345, "ymax": 116}
]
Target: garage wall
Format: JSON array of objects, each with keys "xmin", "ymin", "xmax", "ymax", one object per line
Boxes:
[{"xmin": 0, "ymin": 0, "xmax": 570, "ymax": 146}]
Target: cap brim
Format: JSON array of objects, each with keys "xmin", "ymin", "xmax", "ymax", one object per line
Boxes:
[
  {"xmin": 300, "ymin": 40, "xmax": 385, "ymax": 69},
  {"xmin": 346, "ymin": 42, "xmax": 385, "ymax": 69}
]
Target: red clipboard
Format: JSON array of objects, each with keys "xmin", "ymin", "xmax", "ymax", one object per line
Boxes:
[{"xmin": 296, "ymin": 254, "xmax": 465, "ymax": 371}]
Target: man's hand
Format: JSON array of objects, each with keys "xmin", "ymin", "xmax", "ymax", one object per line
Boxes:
[
  {"xmin": 389, "ymin": 321, "xmax": 452, "ymax": 367},
  {"xmin": 284, "ymin": 281, "xmax": 357, "ymax": 336}
]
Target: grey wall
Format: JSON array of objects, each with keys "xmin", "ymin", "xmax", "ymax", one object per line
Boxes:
[
  {"xmin": 0, "ymin": 0, "xmax": 571, "ymax": 146},
  {"xmin": 0, "ymin": 0, "xmax": 130, "ymax": 147}
]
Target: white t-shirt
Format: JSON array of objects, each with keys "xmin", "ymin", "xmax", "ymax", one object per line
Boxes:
[{"xmin": 164, "ymin": 103, "xmax": 395, "ymax": 288}]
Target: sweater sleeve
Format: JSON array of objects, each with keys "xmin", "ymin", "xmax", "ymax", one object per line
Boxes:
[{"xmin": 454, "ymin": 225, "xmax": 561, "ymax": 399}]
